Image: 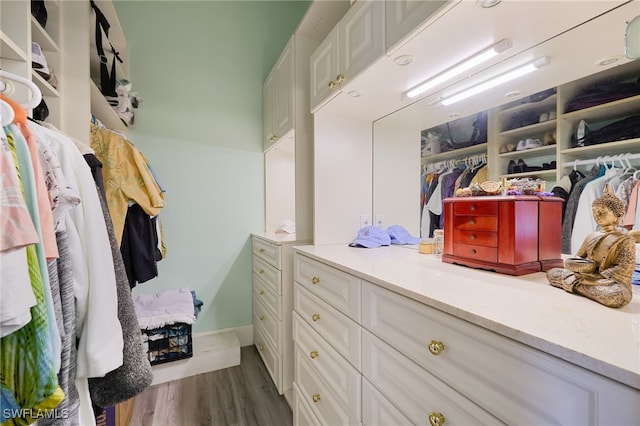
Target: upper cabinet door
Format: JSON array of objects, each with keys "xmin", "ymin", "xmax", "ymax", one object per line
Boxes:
[
  {"xmin": 263, "ymin": 69, "xmax": 276, "ymax": 151},
  {"xmin": 274, "ymin": 39, "xmax": 294, "ymax": 140},
  {"xmin": 310, "ymin": 26, "xmax": 339, "ymax": 113},
  {"xmin": 338, "ymin": 0, "xmax": 385, "ymax": 89},
  {"xmin": 385, "ymin": 0, "xmax": 450, "ymax": 53}
]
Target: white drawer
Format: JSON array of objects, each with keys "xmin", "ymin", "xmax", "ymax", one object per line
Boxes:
[
  {"xmin": 362, "ymin": 329, "xmax": 503, "ymax": 426},
  {"xmin": 254, "ymin": 296, "xmax": 281, "ymax": 352},
  {"xmin": 254, "ymin": 321, "xmax": 281, "ymax": 392},
  {"xmin": 253, "ymin": 255, "xmax": 282, "ymax": 295},
  {"xmin": 252, "ymin": 237, "xmax": 281, "ymax": 269},
  {"xmin": 362, "ymin": 377, "xmax": 412, "ymax": 426},
  {"xmin": 294, "ymin": 342, "xmax": 361, "ymax": 426},
  {"xmin": 293, "ymin": 312, "xmax": 361, "ymax": 414},
  {"xmin": 293, "ymin": 382, "xmax": 322, "ymax": 426},
  {"xmin": 294, "ymin": 254, "xmax": 360, "ymax": 321},
  {"xmin": 253, "ymin": 276, "xmax": 281, "ymax": 320},
  {"xmin": 294, "ymin": 283, "xmax": 361, "ymax": 369},
  {"xmin": 362, "ymin": 282, "xmax": 638, "ymax": 425}
]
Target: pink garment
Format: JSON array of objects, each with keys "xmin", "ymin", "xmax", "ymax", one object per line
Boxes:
[
  {"xmin": 0, "ymin": 130, "xmax": 39, "ymax": 251},
  {"xmin": 622, "ymin": 181, "xmax": 639, "ymax": 228},
  {"xmin": 2, "ymin": 95, "xmax": 58, "ymax": 259}
]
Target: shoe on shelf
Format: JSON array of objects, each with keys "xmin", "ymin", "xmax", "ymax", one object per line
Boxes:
[
  {"xmin": 513, "ymin": 159, "xmax": 527, "ymax": 173},
  {"xmin": 524, "ymin": 138, "xmax": 543, "ymax": 149},
  {"xmin": 508, "ymin": 160, "xmax": 517, "ymax": 174},
  {"xmin": 500, "ymin": 142, "xmax": 517, "ymax": 154},
  {"xmin": 543, "ymin": 131, "xmax": 556, "ymax": 145},
  {"xmin": 515, "ymin": 140, "xmax": 528, "ymax": 151}
]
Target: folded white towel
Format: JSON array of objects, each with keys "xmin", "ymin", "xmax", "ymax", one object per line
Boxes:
[{"xmin": 133, "ymin": 288, "xmax": 196, "ymax": 330}]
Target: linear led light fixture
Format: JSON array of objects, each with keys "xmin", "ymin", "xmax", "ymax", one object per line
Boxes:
[
  {"xmin": 440, "ymin": 56, "xmax": 550, "ymax": 106},
  {"xmin": 405, "ymin": 39, "xmax": 512, "ymax": 99}
]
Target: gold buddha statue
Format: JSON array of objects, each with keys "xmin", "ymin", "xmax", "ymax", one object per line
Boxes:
[{"xmin": 546, "ymin": 184, "xmax": 636, "ymax": 308}]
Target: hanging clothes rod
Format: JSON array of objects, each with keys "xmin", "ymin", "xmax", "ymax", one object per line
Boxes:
[
  {"xmin": 426, "ymin": 153, "xmax": 487, "ymax": 173},
  {"xmin": 0, "ymin": 69, "xmax": 42, "ymax": 110},
  {"xmin": 565, "ymin": 152, "xmax": 640, "ymax": 168}
]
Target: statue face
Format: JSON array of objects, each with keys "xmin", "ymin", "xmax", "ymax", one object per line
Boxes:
[{"xmin": 592, "ymin": 205, "xmax": 619, "ymax": 227}]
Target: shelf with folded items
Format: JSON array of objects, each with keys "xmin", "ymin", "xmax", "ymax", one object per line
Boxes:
[{"xmin": 498, "ymin": 93, "xmax": 557, "ymax": 130}]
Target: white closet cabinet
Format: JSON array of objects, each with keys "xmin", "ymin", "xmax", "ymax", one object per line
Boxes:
[
  {"xmin": 310, "ymin": 0, "xmax": 385, "ymax": 112},
  {"xmin": 292, "ymin": 249, "xmax": 640, "ymax": 426},
  {"xmin": 384, "ymin": 0, "xmax": 450, "ymax": 53},
  {"xmin": 263, "ymin": 38, "xmax": 294, "ymax": 152}
]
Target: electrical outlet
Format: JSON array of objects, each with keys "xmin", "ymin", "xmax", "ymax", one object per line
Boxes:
[
  {"xmin": 360, "ymin": 214, "xmax": 371, "ymax": 229},
  {"xmin": 375, "ymin": 214, "xmax": 384, "ymax": 227}
]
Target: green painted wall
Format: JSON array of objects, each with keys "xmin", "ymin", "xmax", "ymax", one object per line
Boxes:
[{"xmin": 113, "ymin": 0, "xmax": 310, "ymax": 333}]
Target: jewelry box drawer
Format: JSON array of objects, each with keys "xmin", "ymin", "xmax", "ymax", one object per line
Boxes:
[
  {"xmin": 453, "ymin": 201, "xmax": 498, "ymax": 216},
  {"xmin": 294, "ymin": 254, "xmax": 361, "ymax": 321},
  {"xmin": 294, "ymin": 283, "xmax": 361, "ymax": 369},
  {"xmin": 252, "ymin": 237, "xmax": 281, "ymax": 269},
  {"xmin": 253, "ymin": 255, "xmax": 282, "ymax": 295},
  {"xmin": 452, "ymin": 215, "xmax": 498, "ymax": 231},
  {"xmin": 453, "ymin": 229, "xmax": 498, "ymax": 247},
  {"xmin": 453, "ymin": 243, "xmax": 497, "ymax": 263}
]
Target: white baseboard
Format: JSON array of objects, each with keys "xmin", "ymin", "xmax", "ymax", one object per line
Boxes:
[{"xmin": 149, "ymin": 327, "xmax": 243, "ymax": 386}]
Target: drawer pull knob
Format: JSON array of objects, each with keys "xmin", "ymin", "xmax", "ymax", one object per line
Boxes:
[
  {"xmin": 259, "ymin": 290, "xmax": 265, "ymax": 295},
  {"xmin": 258, "ymin": 315, "xmax": 264, "ymax": 321},
  {"xmin": 328, "ymin": 81, "xmax": 337, "ymax": 89},
  {"xmin": 311, "ymin": 276, "xmax": 320, "ymax": 285},
  {"xmin": 258, "ymin": 345, "xmax": 265, "ymax": 351},
  {"xmin": 470, "ymin": 234, "xmax": 476, "ymax": 240},
  {"xmin": 259, "ymin": 269, "xmax": 264, "ymax": 274},
  {"xmin": 470, "ymin": 204, "xmax": 476, "ymax": 211},
  {"xmin": 428, "ymin": 412, "xmax": 445, "ymax": 426},
  {"xmin": 259, "ymin": 248, "xmax": 265, "ymax": 253},
  {"xmin": 312, "ymin": 394, "xmax": 321, "ymax": 403},
  {"xmin": 336, "ymin": 74, "xmax": 345, "ymax": 83},
  {"xmin": 471, "ymin": 249, "xmax": 477, "ymax": 254},
  {"xmin": 469, "ymin": 219, "xmax": 476, "ymax": 225},
  {"xmin": 312, "ymin": 313, "xmax": 321, "ymax": 322},
  {"xmin": 428, "ymin": 340, "xmax": 445, "ymax": 355},
  {"xmin": 310, "ymin": 350, "xmax": 319, "ymax": 359}
]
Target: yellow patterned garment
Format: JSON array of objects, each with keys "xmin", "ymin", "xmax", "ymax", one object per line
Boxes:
[{"xmin": 90, "ymin": 125, "xmax": 164, "ymax": 245}]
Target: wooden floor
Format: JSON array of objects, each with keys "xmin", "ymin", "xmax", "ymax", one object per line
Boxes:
[{"xmin": 128, "ymin": 345, "xmax": 293, "ymax": 426}]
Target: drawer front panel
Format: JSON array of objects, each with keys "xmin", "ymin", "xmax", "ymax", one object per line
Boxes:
[
  {"xmin": 294, "ymin": 284, "xmax": 361, "ymax": 369},
  {"xmin": 293, "ymin": 382, "xmax": 322, "ymax": 426},
  {"xmin": 453, "ymin": 229, "xmax": 498, "ymax": 247},
  {"xmin": 254, "ymin": 321, "xmax": 281, "ymax": 391},
  {"xmin": 253, "ymin": 255, "xmax": 282, "ymax": 295},
  {"xmin": 253, "ymin": 276, "xmax": 281, "ymax": 320},
  {"xmin": 253, "ymin": 296, "xmax": 281, "ymax": 352},
  {"xmin": 294, "ymin": 254, "xmax": 361, "ymax": 321},
  {"xmin": 361, "ymin": 282, "xmax": 607, "ymax": 425},
  {"xmin": 362, "ymin": 378, "xmax": 413, "ymax": 426},
  {"xmin": 293, "ymin": 313, "xmax": 361, "ymax": 419},
  {"xmin": 452, "ymin": 243, "xmax": 497, "ymax": 263},
  {"xmin": 362, "ymin": 330, "xmax": 503, "ymax": 426},
  {"xmin": 453, "ymin": 201, "xmax": 498, "ymax": 216},
  {"xmin": 452, "ymin": 215, "xmax": 498, "ymax": 231},
  {"xmin": 294, "ymin": 344, "xmax": 361, "ymax": 426},
  {"xmin": 252, "ymin": 237, "xmax": 281, "ymax": 268}
]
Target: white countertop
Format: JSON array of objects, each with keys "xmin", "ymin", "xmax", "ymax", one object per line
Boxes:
[
  {"xmin": 293, "ymin": 243, "xmax": 640, "ymax": 390},
  {"xmin": 252, "ymin": 232, "xmax": 310, "ymax": 245}
]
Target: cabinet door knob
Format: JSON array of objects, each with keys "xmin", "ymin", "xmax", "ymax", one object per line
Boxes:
[
  {"xmin": 312, "ymin": 313, "xmax": 320, "ymax": 322},
  {"xmin": 428, "ymin": 412, "xmax": 445, "ymax": 426},
  {"xmin": 336, "ymin": 74, "xmax": 345, "ymax": 83},
  {"xmin": 312, "ymin": 394, "xmax": 321, "ymax": 403},
  {"xmin": 310, "ymin": 350, "xmax": 319, "ymax": 359},
  {"xmin": 427, "ymin": 340, "xmax": 445, "ymax": 355},
  {"xmin": 328, "ymin": 81, "xmax": 337, "ymax": 89},
  {"xmin": 258, "ymin": 315, "xmax": 264, "ymax": 321},
  {"xmin": 259, "ymin": 290, "xmax": 265, "ymax": 295},
  {"xmin": 311, "ymin": 276, "xmax": 320, "ymax": 285}
]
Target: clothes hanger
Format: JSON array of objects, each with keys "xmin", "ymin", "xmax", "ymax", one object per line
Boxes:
[
  {"xmin": 1, "ymin": 99, "xmax": 14, "ymax": 126},
  {"xmin": 0, "ymin": 70, "xmax": 43, "ymax": 110}
]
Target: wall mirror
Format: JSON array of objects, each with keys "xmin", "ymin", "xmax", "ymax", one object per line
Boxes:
[{"xmin": 372, "ymin": 1, "xmax": 639, "ymax": 239}]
